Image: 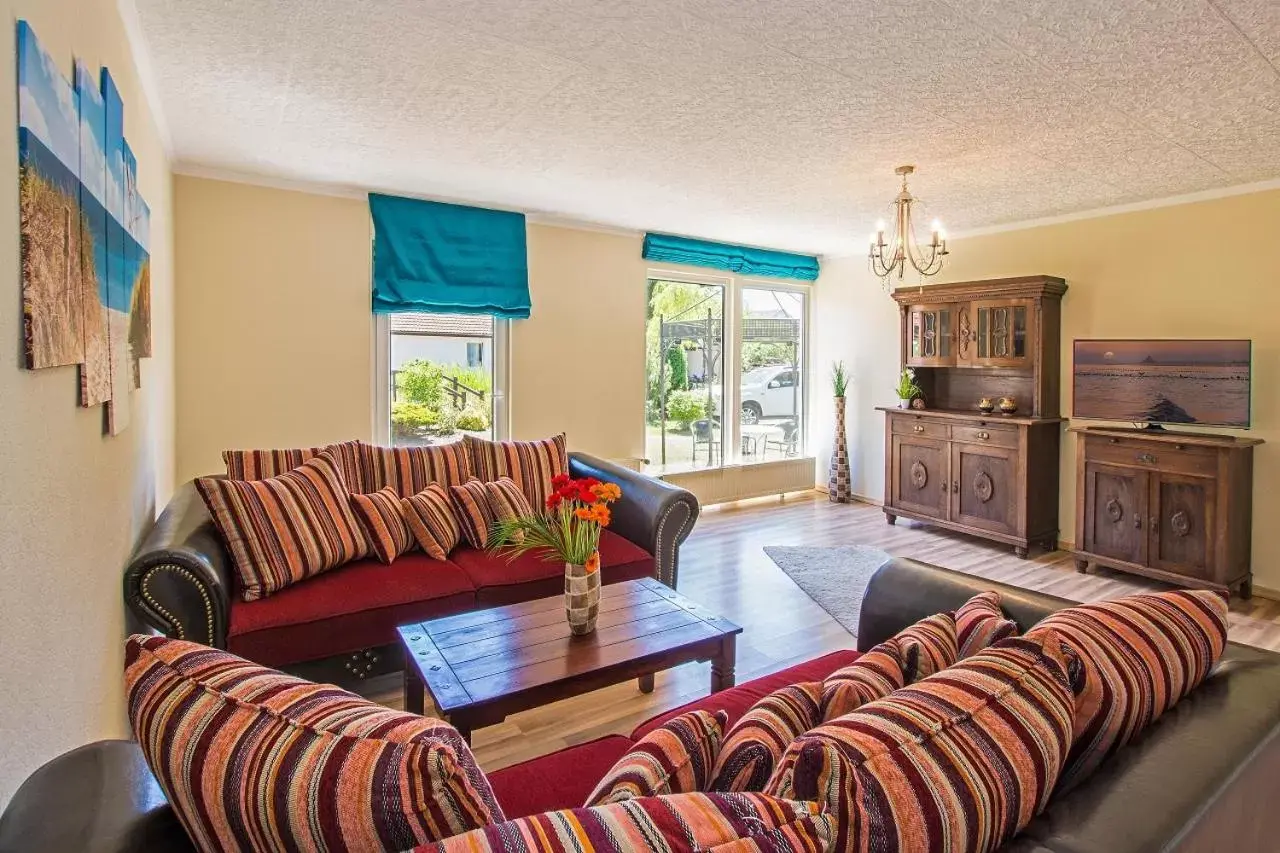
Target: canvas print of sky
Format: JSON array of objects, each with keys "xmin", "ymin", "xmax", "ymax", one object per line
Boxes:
[
  {"xmin": 18, "ymin": 21, "xmax": 151, "ymax": 434},
  {"xmin": 1074, "ymin": 340, "xmax": 1251, "ymax": 426}
]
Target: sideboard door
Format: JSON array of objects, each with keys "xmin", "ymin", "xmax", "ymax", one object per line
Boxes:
[
  {"xmin": 890, "ymin": 436, "xmax": 949, "ymax": 520},
  {"xmin": 905, "ymin": 304, "xmax": 956, "ymax": 368},
  {"xmin": 950, "ymin": 443, "xmax": 1017, "ymax": 535},
  {"xmin": 1149, "ymin": 473, "xmax": 1215, "ymax": 581},
  {"xmin": 1083, "ymin": 463, "xmax": 1149, "ymax": 566}
]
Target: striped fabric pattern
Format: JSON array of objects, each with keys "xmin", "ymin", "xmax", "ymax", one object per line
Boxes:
[
  {"xmin": 710, "ymin": 682, "xmax": 823, "ymax": 793},
  {"xmin": 450, "ymin": 477, "xmax": 534, "ymax": 549},
  {"xmin": 416, "ymin": 793, "xmax": 832, "ymax": 853},
  {"xmin": 402, "ymin": 483, "xmax": 463, "ymax": 560},
  {"xmin": 196, "ymin": 452, "xmax": 367, "ymax": 601},
  {"xmin": 893, "ymin": 610, "xmax": 957, "ymax": 683},
  {"xmin": 363, "ymin": 441, "xmax": 474, "ymax": 498},
  {"xmin": 956, "ymin": 591, "xmax": 1020, "ymax": 659},
  {"xmin": 819, "ymin": 639, "xmax": 907, "ymax": 721},
  {"xmin": 350, "ymin": 486, "xmax": 416, "ymax": 563},
  {"xmin": 464, "ymin": 433, "xmax": 568, "ymax": 508},
  {"xmin": 586, "ymin": 710, "xmax": 728, "ymax": 806},
  {"xmin": 223, "ymin": 440, "xmax": 373, "ymax": 494},
  {"xmin": 125, "ymin": 635, "xmax": 504, "ymax": 853},
  {"xmin": 767, "ymin": 634, "xmax": 1079, "ymax": 853},
  {"xmin": 1026, "ymin": 588, "xmax": 1229, "ymax": 791}
]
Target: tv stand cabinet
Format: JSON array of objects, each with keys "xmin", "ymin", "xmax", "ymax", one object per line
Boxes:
[{"xmin": 1071, "ymin": 427, "xmax": 1261, "ymax": 599}]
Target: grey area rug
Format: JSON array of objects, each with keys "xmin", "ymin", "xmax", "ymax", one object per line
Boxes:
[{"xmin": 764, "ymin": 545, "xmax": 893, "ymax": 637}]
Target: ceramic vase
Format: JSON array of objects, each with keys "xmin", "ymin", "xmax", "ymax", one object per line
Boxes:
[
  {"xmin": 828, "ymin": 396, "xmax": 852, "ymax": 503},
  {"xmin": 565, "ymin": 558, "xmax": 601, "ymax": 635}
]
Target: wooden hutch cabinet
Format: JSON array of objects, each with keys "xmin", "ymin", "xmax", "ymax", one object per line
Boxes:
[
  {"xmin": 1072, "ymin": 428, "xmax": 1260, "ymax": 599},
  {"xmin": 882, "ymin": 276, "xmax": 1067, "ymax": 557}
]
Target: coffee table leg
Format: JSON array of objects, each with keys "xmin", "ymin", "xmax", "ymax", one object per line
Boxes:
[
  {"xmin": 711, "ymin": 635, "xmax": 736, "ymax": 692},
  {"xmin": 449, "ymin": 716, "xmax": 475, "ymax": 745},
  {"xmin": 638, "ymin": 673, "xmax": 655, "ymax": 693},
  {"xmin": 404, "ymin": 666, "xmax": 425, "ymax": 716}
]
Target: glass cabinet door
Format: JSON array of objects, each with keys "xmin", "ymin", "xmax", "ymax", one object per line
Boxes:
[
  {"xmin": 969, "ymin": 300, "xmax": 1034, "ymax": 367},
  {"xmin": 906, "ymin": 305, "xmax": 955, "ymax": 366}
]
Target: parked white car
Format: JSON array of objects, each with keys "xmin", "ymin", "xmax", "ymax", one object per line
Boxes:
[{"xmin": 732, "ymin": 365, "xmax": 800, "ymax": 424}]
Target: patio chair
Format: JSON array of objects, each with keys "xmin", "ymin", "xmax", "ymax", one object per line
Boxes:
[
  {"xmin": 692, "ymin": 419, "xmax": 721, "ymax": 466},
  {"xmin": 764, "ymin": 420, "xmax": 799, "ymax": 457}
]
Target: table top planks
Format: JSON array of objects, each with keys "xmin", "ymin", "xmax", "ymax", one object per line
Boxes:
[{"xmin": 398, "ymin": 577, "xmax": 741, "ymax": 714}]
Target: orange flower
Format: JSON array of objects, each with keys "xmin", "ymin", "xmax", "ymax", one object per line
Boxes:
[
  {"xmin": 591, "ymin": 482, "xmax": 622, "ymax": 502},
  {"xmin": 585, "ymin": 551, "xmax": 601, "ymax": 574},
  {"xmin": 574, "ymin": 506, "xmax": 593, "ymax": 521}
]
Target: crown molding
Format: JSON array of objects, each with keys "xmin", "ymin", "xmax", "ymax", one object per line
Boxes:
[{"xmin": 116, "ymin": 0, "xmax": 173, "ymax": 157}]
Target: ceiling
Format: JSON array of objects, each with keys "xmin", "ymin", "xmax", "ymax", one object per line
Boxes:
[{"xmin": 133, "ymin": 0, "xmax": 1280, "ymax": 254}]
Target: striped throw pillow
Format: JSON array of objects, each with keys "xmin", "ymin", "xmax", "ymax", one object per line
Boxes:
[
  {"xmin": 710, "ymin": 682, "xmax": 823, "ymax": 793},
  {"xmin": 464, "ymin": 433, "xmax": 568, "ymax": 509},
  {"xmin": 402, "ymin": 483, "xmax": 463, "ymax": 560},
  {"xmin": 956, "ymin": 591, "xmax": 1020, "ymax": 658},
  {"xmin": 350, "ymin": 487, "xmax": 415, "ymax": 563},
  {"xmin": 450, "ymin": 477, "xmax": 534, "ymax": 549},
  {"xmin": 893, "ymin": 610, "xmax": 958, "ymax": 683},
  {"xmin": 1026, "ymin": 588, "xmax": 1228, "ymax": 791},
  {"xmin": 418, "ymin": 793, "xmax": 831, "ymax": 853},
  {"xmin": 125, "ymin": 635, "xmax": 504, "ymax": 852},
  {"xmin": 363, "ymin": 441, "xmax": 474, "ymax": 498},
  {"xmin": 819, "ymin": 638, "xmax": 907, "ymax": 721},
  {"xmin": 768, "ymin": 633, "xmax": 1079, "ymax": 853},
  {"xmin": 222, "ymin": 439, "xmax": 373, "ymax": 494},
  {"xmin": 196, "ymin": 452, "xmax": 367, "ymax": 601},
  {"xmin": 585, "ymin": 710, "xmax": 727, "ymax": 806}
]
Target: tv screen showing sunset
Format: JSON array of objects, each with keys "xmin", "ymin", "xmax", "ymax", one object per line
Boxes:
[{"xmin": 1073, "ymin": 339, "xmax": 1251, "ymax": 427}]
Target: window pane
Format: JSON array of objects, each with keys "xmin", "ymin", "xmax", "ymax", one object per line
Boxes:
[
  {"xmin": 646, "ymin": 280, "xmax": 725, "ymax": 472},
  {"xmin": 389, "ymin": 313, "xmax": 495, "ymax": 446},
  {"xmin": 741, "ymin": 287, "xmax": 805, "ymax": 460}
]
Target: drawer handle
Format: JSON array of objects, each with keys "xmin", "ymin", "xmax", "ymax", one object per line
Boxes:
[
  {"xmin": 977, "ymin": 431, "xmax": 990, "ymax": 440},
  {"xmin": 913, "ymin": 425, "xmax": 925, "ymax": 433},
  {"xmin": 951, "ymin": 480, "xmax": 959, "ymax": 493},
  {"xmin": 1136, "ymin": 453, "xmax": 1157, "ymax": 464}
]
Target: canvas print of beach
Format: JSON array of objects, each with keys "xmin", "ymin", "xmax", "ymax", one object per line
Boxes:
[
  {"xmin": 1073, "ymin": 340, "xmax": 1251, "ymax": 426},
  {"xmin": 17, "ymin": 21, "xmax": 151, "ymax": 433}
]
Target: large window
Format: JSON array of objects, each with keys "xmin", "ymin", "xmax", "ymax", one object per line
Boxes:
[
  {"xmin": 645, "ymin": 275, "xmax": 807, "ymax": 472},
  {"xmin": 377, "ymin": 313, "xmax": 507, "ymax": 446}
]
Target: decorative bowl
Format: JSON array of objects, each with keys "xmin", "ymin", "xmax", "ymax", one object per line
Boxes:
[
  {"xmin": 997, "ymin": 396, "xmax": 1018, "ymax": 415},
  {"xmin": 977, "ymin": 397, "xmax": 995, "ymax": 414},
  {"xmin": 911, "ymin": 397, "xmax": 926, "ymax": 410}
]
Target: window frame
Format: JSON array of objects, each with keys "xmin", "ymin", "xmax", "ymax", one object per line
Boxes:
[
  {"xmin": 372, "ymin": 314, "xmax": 511, "ymax": 446},
  {"xmin": 645, "ymin": 268, "xmax": 812, "ymax": 472}
]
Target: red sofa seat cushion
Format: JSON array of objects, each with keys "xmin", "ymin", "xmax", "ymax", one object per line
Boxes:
[
  {"xmin": 632, "ymin": 650, "xmax": 861, "ymax": 740},
  {"xmin": 228, "ymin": 553, "xmax": 476, "ymax": 667},
  {"xmin": 450, "ymin": 530, "xmax": 654, "ymax": 605},
  {"xmin": 487, "ymin": 735, "xmax": 635, "ymax": 820}
]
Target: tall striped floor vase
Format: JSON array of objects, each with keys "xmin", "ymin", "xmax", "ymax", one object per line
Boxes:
[{"xmin": 828, "ymin": 395, "xmax": 852, "ymax": 503}]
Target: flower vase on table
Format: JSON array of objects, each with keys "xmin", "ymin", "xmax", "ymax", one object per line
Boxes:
[{"xmin": 490, "ymin": 474, "xmax": 622, "ymax": 637}]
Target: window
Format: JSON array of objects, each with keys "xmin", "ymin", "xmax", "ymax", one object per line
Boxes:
[
  {"xmin": 375, "ymin": 313, "xmax": 508, "ymax": 447},
  {"xmin": 645, "ymin": 274, "xmax": 808, "ymax": 473}
]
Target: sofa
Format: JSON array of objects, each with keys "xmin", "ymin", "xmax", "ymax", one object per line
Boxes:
[
  {"xmin": 6, "ymin": 557, "xmax": 1280, "ymax": 852},
  {"xmin": 122, "ymin": 451, "xmax": 699, "ymax": 679}
]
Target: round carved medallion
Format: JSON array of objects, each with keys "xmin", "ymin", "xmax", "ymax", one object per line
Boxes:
[
  {"xmin": 1105, "ymin": 498, "xmax": 1124, "ymax": 523},
  {"xmin": 910, "ymin": 461, "xmax": 928, "ymax": 490},
  {"xmin": 1170, "ymin": 510, "xmax": 1191, "ymax": 538},
  {"xmin": 973, "ymin": 471, "xmax": 994, "ymax": 503}
]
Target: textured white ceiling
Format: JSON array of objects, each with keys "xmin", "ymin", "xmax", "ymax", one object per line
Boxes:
[{"xmin": 133, "ymin": 0, "xmax": 1280, "ymax": 254}]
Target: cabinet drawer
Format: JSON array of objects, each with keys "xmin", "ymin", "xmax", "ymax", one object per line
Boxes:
[
  {"xmin": 952, "ymin": 424, "xmax": 1019, "ymax": 449},
  {"xmin": 889, "ymin": 416, "xmax": 950, "ymax": 440},
  {"xmin": 1085, "ymin": 438, "xmax": 1217, "ymax": 477}
]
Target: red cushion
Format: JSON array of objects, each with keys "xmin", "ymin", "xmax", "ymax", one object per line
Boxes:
[
  {"xmin": 487, "ymin": 735, "xmax": 635, "ymax": 819},
  {"xmin": 227, "ymin": 553, "xmax": 476, "ymax": 667},
  {"xmin": 631, "ymin": 650, "xmax": 861, "ymax": 740},
  {"xmin": 450, "ymin": 530, "xmax": 654, "ymax": 605}
]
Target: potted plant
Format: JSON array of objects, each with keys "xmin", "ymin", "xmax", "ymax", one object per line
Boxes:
[
  {"xmin": 490, "ymin": 475, "xmax": 622, "ymax": 635},
  {"xmin": 829, "ymin": 361, "xmax": 851, "ymax": 503},
  {"xmin": 895, "ymin": 367, "xmax": 921, "ymax": 409}
]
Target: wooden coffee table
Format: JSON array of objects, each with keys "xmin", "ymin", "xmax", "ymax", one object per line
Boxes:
[{"xmin": 397, "ymin": 577, "xmax": 741, "ymax": 742}]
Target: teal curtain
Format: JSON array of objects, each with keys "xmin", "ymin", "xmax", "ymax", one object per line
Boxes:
[
  {"xmin": 642, "ymin": 233, "xmax": 819, "ymax": 281},
  {"xmin": 370, "ymin": 193, "xmax": 531, "ymax": 318}
]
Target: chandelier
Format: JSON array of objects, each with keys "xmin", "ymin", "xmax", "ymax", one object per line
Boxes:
[{"xmin": 868, "ymin": 165, "xmax": 948, "ymax": 283}]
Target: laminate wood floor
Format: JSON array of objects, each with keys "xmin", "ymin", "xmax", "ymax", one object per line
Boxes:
[{"xmin": 360, "ymin": 492, "xmax": 1280, "ymax": 775}]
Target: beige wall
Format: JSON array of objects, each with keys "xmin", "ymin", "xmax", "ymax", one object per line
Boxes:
[
  {"xmin": 174, "ymin": 176, "xmax": 650, "ymax": 482},
  {"xmin": 813, "ymin": 189, "xmax": 1280, "ymax": 587},
  {"xmin": 0, "ymin": 0, "xmax": 174, "ymax": 808}
]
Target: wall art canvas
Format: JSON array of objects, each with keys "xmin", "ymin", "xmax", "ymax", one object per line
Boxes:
[{"xmin": 17, "ymin": 21, "xmax": 151, "ymax": 435}]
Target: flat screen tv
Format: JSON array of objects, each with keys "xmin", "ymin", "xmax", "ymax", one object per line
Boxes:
[{"xmin": 1072, "ymin": 339, "xmax": 1251, "ymax": 428}]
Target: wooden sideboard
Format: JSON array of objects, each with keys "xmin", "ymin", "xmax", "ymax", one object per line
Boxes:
[
  {"xmin": 1072, "ymin": 427, "xmax": 1261, "ymax": 599},
  {"xmin": 882, "ymin": 276, "xmax": 1067, "ymax": 556}
]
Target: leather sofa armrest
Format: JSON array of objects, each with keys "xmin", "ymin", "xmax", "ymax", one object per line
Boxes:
[
  {"xmin": 123, "ymin": 481, "xmax": 232, "ymax": 648},
  {"xmin": 568, "ymin": 452, "xmax": 699, "ymax": 588},
  {"xmin": 856, "ymin": 557, "xmax": 1078, "ymax": 652}
]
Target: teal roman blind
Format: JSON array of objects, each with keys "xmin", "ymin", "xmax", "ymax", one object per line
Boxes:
[
  {"xmin": 642, "ymin": 233, "xmax": 820, "ymax": 281},
  {"xmin": 370, "ymin": 193, "xmax": 531, "ymax": 318}
]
